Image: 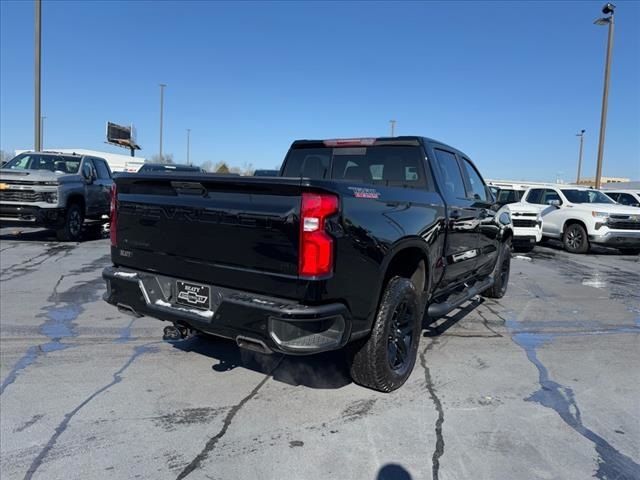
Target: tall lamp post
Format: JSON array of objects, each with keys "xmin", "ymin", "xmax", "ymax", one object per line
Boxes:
[
  {"xmin": 159, "ymin": 83, "xmax": 166, "ymax": 161},
  {"xmin": 186, "ymin": 128, "xmax": 191, "ymax": 165},
  {"xmin": 41, "ymin": 116, "xmax": 46, "ymax": 150},
  {"xmin": 389, "ymin": 119, "xmax": 396, "ymax": 137},
  {"xmin": 594, "ymin": 3, "xmax": 616, "ymax": 189},
  {"xmin": 575, "ymin": 129, "xmax": 585, "ymax": 184},
  {"xmin": 34, "ymin": 0, "xmax": 42, "ymax": 151}
]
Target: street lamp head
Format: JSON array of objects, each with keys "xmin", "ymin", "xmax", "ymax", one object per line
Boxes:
[
  {"xmin": 602, "ymin": 2, "xmax": 615, "ymax": 15},
  {"xmin": 594, "ymin": 17, "xmax": 611, "ymax": 26}
]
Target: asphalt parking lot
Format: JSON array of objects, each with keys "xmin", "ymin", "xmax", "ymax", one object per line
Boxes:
[{"xmin": 0, "ymin": 227, "xmax": 638, "ymax": 480}]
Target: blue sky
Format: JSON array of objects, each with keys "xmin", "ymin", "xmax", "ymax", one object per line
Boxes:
[{"xmin": 1, "ymin": 1, "xmax": 639, "ymax": 181}]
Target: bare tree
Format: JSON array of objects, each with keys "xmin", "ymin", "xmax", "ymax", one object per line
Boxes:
[
  {"xmin": 149, "ymin": 153, "xmax": 174, "ymax": 164},
  {"xmin": 0, "ymin": 150, "xmax": 12, "ymax": 165},
  {"xmin": 200, "ymin": 160, "xmax": 214, "ymax": 172}
]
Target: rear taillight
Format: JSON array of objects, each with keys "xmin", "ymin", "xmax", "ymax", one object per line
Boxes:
[
  {"xmin": 110, "ymin": 184, "xmax": 117, "ymax": 247},
  {"xmin": 299, "ymin": 193, "xmax": 339, "ymax": 277}
]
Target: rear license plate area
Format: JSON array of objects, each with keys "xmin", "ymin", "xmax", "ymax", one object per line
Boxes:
[{"xmin": 176, "ymin": 281, "xmax": 211, "ymax": 310}]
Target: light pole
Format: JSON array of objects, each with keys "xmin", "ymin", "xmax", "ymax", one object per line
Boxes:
[
  {"xmin": 575, "ymin": 129, "xmax": 585, "ymax": 184},
  {"xmin": 389, "ymin": 119, "xmax": 396, "ymax": 137},
  {"xmin": 34, "ymin": 0, "xmax": 42, "ymax": 151},
  {"xmin": 186, "ymin": 128, "xmax": 191, "ymax": 165},
  {"xmin": 159, "ymin": 83, "xmax": 166, "ymax": 161},
  {"xmin": 594, "ymin": 3, "xmax": 616, "ymax": 189},
  {"xmin": 41, "ymin": 116, "xmax": 46, "ymax": 150}
]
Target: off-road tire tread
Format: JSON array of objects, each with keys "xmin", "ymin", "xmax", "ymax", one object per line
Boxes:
[
  {"xmin": 483, "ymin": 240, "xmax": 511, "ymax": 299},
  {"xmin": 348, "ymin": 277, "xmax": 420, "ymax": 392}
]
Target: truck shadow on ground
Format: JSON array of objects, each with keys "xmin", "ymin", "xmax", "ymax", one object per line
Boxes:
[
  {"xmin": 172, "ymin": 299, "xmax": 479, "ymax": 390},
  {"xmin": 172, "ymin": 334, "xmax": 353, "ymax": 389},
  {"xmin": 422, "ymin": 297, "xmax": 483, "ymax": 337},
  {"xmin": 0, "ymin": 224, "xmax": 107, "ymax": 243}
]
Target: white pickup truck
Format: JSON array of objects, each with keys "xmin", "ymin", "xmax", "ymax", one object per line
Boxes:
[
  {"xmin": 490, "ymin": 185, "xmax": 542, "ymax": 252},
  {"xmin": 521, "ymin": 185, "xmax": 640, "ymax": 254}
]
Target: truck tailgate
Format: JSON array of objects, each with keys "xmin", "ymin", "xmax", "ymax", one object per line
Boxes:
[{"xmin": 112, "ymin": 174, "xmax": 309, "ymax": 298}]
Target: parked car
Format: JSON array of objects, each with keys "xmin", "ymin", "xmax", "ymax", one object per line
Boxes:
[
  {"xmin": 602, "ymin": 189, "xmax": 640, "ymax": 208},
  {"xmin": 522, "ymin": 185, "xmax": 640, "ymax": 254},
  {"xmin": 253, "ymin": 169, "xmax": 280, "ymax": 177},
  {"xmin": 103, "ymin": 136, "xmax": 513, "ymax": 392},
  {"xmin": 0, "ymin": 151, "xmax": 113, "ymax": 241},
  {"xmin": 138, "ymin": 163, "xmax": 205, "ymax": 173},
  {"xmin": 490, "ymin": 186, "xmax": 542, "ymax": 252}
]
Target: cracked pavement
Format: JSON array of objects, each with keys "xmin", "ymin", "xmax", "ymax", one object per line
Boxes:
[{"xmin": 1, "ymin": 228, "xmax": 639, "ymax": 480}]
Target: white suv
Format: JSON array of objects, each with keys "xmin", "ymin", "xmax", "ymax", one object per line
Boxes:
[
  {"xmin": 602, "ymin": 190, "xmax": 640, "ymax": 208},
  {"xmin": 490, "ymin": 186, "xmax": 542, "ymax": 252},
  {"xmin": 522, "ymin": 185, "xmax": 640, "ymax": 254}
]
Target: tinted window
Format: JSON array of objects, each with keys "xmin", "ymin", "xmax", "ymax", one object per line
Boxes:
[
  {"xmin": 82, "ymin": 158, "xmax": 95, "ymax": 178},
  {"xmin": 3, "ymin": 153, "xmax": 80, "ymax": 173},
  {"xmin": 139, "ymin": 164, "xmax": 202, "ymax": 173},
  {"xmin": 526, "ymin": 189, "xmax": 544, "ymax": 204},
  {"xmin": 616, "ymin": 193, "xmax": 639, "ymax": 206},
  {"xmin": 561, "ymin": 189, "xmax": 614, "ymax": 204},
  {"xmin": 497, "ymin": 189, "xmax": 523, "ymax": 204},
  {"xmin": 461, "ymin": 158, "xmax": 487, "ymax": 202},
  {"xmin": 281, "ymin": 148, "xmax": 330, "ymax": 179},
  {"xmin": 605, "ymin": 192, "xmax": 619, "ymax": 202},
  {"xmin": 282, "ymin": 146, "xmax": 428, "ymax": 189},
  {"xmin": 541, "ymin": 189, "xmax": 562, "ymax": 205},
  {"xmin": 93, "ymin": 159, "xmax": 111, "ymax": 179},
  {"xmin": 433, "ymin": 149, "xmax": 466, "ymax": 200}
]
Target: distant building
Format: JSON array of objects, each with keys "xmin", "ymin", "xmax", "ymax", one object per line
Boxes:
[
  {"xmin": 577, "ymin": 176, "xmax": 630, "ymax": 187},
  {"xmin": 15, "ymin": 148, "xmax": 146, "ymax": 172}
]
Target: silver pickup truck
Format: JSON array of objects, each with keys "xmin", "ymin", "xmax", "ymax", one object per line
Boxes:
[{"xmin": 0, "ymin": 151, "xmax": 112, "ymax": 241}]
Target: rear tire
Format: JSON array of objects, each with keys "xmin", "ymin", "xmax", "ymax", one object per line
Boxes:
[
  {"xmin": 56, "ymin": 203, "xmax": 84, "ymax": 242},
  {"xmin": 563, "ymin": 223, "xmax": 589, "ymax": 254},
  {"xmin": 483, "ymin": 239, "xmax": 511, "ymax": 299},
  {"xmin": 619, "ymin": 248, "xmax": 640, "ymax": 255},
  {"xmin": 348, "ymin": 277, "xmax": 421, "ymax": 392}
]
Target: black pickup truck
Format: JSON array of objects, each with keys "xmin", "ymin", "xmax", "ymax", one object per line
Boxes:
[{"xmin": 103, "ymin": 136, "xmax": 513, "ymax": 392}]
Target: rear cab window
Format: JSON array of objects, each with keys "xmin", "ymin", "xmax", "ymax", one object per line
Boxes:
[{"xmin": 282, "ymin": 144, "xmax": 431, "ymax": 190}]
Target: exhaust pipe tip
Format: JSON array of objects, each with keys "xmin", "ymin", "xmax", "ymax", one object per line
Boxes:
[
  {"xmin": 236, "ymin": 336, "xmax": 272, "ymax": 354},
  {"xmin": 117, "ymin": 303, "xmax": 143, "ymax": 318}
]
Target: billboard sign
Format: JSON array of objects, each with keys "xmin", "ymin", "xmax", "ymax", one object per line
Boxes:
[{"xmin": 106, "ymin": 121, "xmax": 140, "ymax": 153}]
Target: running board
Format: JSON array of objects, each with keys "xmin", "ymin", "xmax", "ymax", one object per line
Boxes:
[{"xmin": 427, "ymin": 276, "xmax": 494, "ymax": 319}]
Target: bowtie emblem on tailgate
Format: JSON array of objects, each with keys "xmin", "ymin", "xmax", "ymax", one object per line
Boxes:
[{"xmin": 177, "ymin": 291, "xmax": 208, "ymax": 305}]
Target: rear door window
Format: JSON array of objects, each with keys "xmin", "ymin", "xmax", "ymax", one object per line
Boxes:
[
  {"xmin": 433, "ymin": 149, "xmax": 467, "ymax": 201},
  {"xmin": 93, "ymin": 159, "xmax": 111, "ymax": 179},
  {"xmin": 461, "ymin": 158, "xmax": 488, "ymax": 202}
]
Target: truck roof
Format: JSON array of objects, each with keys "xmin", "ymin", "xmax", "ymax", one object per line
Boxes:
[{"xmin": 290, "ymin": 136, "xmax": 470, "ymax": 160}]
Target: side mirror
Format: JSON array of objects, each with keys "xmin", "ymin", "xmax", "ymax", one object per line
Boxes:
[{"xmin": 547, "ymin": 199, "xmax": 561, "ymax": 208}]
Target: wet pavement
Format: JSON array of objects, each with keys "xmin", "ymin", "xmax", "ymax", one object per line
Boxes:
[{"xmin": 1, "ymin": 227, "xmax": 639, "ymax": 480}]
